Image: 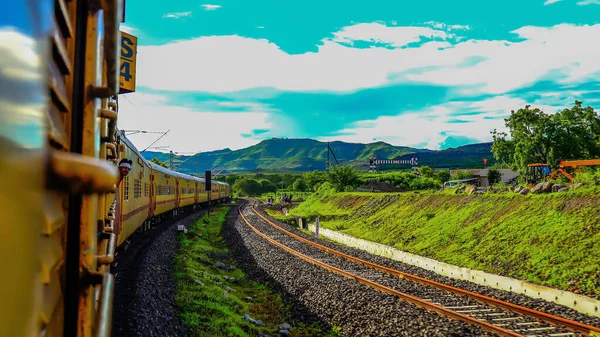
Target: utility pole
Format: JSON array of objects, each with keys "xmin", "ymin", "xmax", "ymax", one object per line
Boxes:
[
  {"xmin": 327, "ymin": 143, "xmax": 340, "ymax": 167},
  {"xmin": 327, "ymin": 142, "xmax": 330, "ymax": 169},
  {"xmin": 169, "ymin": 150, "xmax": 174, "ymax": 170}
]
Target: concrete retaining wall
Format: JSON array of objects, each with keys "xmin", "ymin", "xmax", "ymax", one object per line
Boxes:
[{"xmin": 307, "ymin": 224, "xmax": 600, "ymax": 318}]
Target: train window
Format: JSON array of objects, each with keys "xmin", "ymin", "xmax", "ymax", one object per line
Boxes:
[
  {"xmin": 158, "ymin": 185, "xmax": 169, "ymax": 196},
  {"xmin": 134, "ymin": 179, "xmax": 142, "ymax": 199},
  {"xmin": 124, "ymin": 176, "xmax": 130, "ymax": 201},
  {"xmin": 144, "ymin": 183, "xmax": 148, "ymax": 197}
]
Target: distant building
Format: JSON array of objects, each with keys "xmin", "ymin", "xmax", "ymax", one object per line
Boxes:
[{"xmin": 449, "ymin": 169, "xmax": 518, "ymax": 187}]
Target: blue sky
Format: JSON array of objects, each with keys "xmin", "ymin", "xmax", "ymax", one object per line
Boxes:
[{"xmin": 117, "ymin": 0, "xmax": 600, "ymax": 153}]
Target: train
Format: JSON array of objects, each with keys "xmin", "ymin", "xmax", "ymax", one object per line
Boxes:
[
  {"xmin": 1, "ymin": 1, "xmax": 229, "ymax": 337},
  {"xmin": 115, "ymin": 131, "xmax": 230, "ymax": 246}
]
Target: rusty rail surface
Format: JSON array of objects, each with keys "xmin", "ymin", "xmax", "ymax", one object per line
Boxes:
[
  {"xmin": 250, "ymin": 202, "xmax": 600, "ymax": 336},
  {"xmin": 238, "ymin": 206, "xmax": 526, "ymax": 337}
]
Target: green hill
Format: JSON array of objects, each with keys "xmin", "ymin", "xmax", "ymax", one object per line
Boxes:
[{"xmin": 142, "ymin": 138, "xmax": 495, "ymax": 174}]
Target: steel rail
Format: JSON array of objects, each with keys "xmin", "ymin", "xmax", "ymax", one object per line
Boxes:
[
  {"xmin": 238, "ymin": 206, "xmax": 525, "ymax": 337},
  {"xmin": 250, "ymin": 203, "xmax": 600, "ymax": 336}
]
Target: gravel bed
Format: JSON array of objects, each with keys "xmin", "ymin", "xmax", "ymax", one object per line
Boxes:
[
  {"xmin": 254, "ymin": 203, "xmax": 600, "ymax": 328},
  {"xmin": 111, "ymin": 210, "xmax": 206, "ymax": 337},
  {"xmin": 225, "ymin": 203, "xmax": 495, "ymax": 336}
]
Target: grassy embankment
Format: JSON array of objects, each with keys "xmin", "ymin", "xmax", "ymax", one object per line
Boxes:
[
  {"xmin": 268, "ymin": 183, "xmax": 600, "ymax": 298},
  {"xmin": 174, "ymin": 204, "xmax": 341, "ymax": 337}
]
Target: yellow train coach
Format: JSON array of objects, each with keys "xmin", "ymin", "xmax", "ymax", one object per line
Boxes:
[{"xmin": 116, "ymin": 131, "xmax": 231, "ymax": 247}]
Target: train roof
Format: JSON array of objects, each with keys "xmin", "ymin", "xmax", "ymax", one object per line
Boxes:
[
  {"xmin": 117, "ymin": 130, "xmax": 229, "ymax": 186},
  {"xmin": 118, "ymin": 130, "xmax": 151, "ymax": 167},
  {"xmin": 148, "ymin": 161, "xmax": 204, "ymax": 183}
]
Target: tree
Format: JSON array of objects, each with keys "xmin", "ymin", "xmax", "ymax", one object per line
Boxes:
[
  {"xmin": 224, "ymin": 175, "xmax": 238, "ymax": 186},
  {"xmin": 292, "ymin": 178, "xmax": 308, "ymax": 192},
  {"xmin": 150, "ymin": 157, "xmax": 168, "ymax": 168},
  {"xmin": 418, "ymin": 166, "xmax": 434, "ymax": 178},
  {"xmin": 491, "ymin": 101, "xmax": 600, "ymax": 175},
  {"xmin": 409, "ymin": 177, "xmax": 441, "ymax": 190},
  {"xmin": 435, "ymin": 169, "xmax": 451, "ymax": 183},
  {"xmin": 302, "ymin": 170, "xmax": 327, "ymax": 191},
  {"xmin": 551, "ymin": 101, "xmax": 600, "ymax": 160},
  {"xmin": 451, "ymin": 170, "xmax": 473, "ymax": 180},
  {"xmin": 259, "ymin": 179, "xmax": 277, "ymax": 193},
  {"xmin": 326, "ymin": 165, "xmax": 360, "ymax": 192},
  {"xmin": 281, "ymin": 173, "xmax": 296, "ymax": 189},
  {"xmin": 232, "ymin": 178, "xmax": 263, "ymax": 196},
  {"xmin": 488, "ymin": 168, "xmax": 502, "ymax": 185}
]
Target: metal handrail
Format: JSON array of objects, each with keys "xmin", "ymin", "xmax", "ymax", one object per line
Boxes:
[
  {"xmin": 91, "ymin": 0, "xmax": 122, "ymax": 97},
  {"xmin": 97, "ymin": 232, "xmax": 117, "ymax": 265}
]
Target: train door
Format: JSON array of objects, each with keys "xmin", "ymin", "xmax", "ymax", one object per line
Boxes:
[
  {"xmin": 175, "ymin": 179, "xmax": 180, "ymax": 208},
  {"xmin": 149, "ymin": 174, "xmax": 155, "ymax": 217}
]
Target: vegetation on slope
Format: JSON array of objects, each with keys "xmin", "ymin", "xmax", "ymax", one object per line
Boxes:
[
  {"xmin": 175, "ymin": 205, "xmax": 339, "ymax": 336},
  {"xmin": 229, "ymin": 165, "xmax": 452, "ymax": 196},
  {"xmin": 286, "ymin": 183, "xmax": 600, "ymax": 298}
]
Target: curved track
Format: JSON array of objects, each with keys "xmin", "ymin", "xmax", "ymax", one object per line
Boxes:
[{"xmin": 239, "ymin": 200, "xmax": 600, "ymax": 337}]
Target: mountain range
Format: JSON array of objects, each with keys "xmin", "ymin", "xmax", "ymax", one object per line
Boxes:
[{"xmin": 142, "ymin": 138, "xmax": 496, "ymax": 175}]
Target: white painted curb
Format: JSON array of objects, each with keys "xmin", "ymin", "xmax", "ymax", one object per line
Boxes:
[{"xmin": 307, "ymin": 224, "xmax": 600, "ymax": 318}]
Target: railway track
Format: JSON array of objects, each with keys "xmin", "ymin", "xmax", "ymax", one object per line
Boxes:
[{"xmin": 238, "ymin": 200, "xmax": 600, "ymax": 337}]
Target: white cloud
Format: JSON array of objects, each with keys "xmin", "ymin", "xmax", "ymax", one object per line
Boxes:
[
  {"xmin": 0, "ymin": 28, "xmax": 41, "ymax": 77},
  {"xmin": 544, "ymin": 0, "xmax": 562, "ymax": 5},
  {"xmin": 577, "ymin": 0, "xmax": 600, "ymax": 4},
  {"xmin": 406, "ymin": 24, "xmax": 600, "ymax": 94},
  {"xmin": 331, "ymin": 22, "xmax": 450, "ymax": 47},
  {"xmin": 116, "ymin": 92, "xmax": 271, "ymax": 153},
  {"xmin": 424, "ymin": 21, "xmax": 470, "ymax": 30},
  {"xmin": 162, "ymin": 11, "xmax": 192, "ymax": 19},
  {"xmin": 320, "ymin": 96, "xmax": 564, "ymax": 150},
  {"xmin": 133, "ymin": 22, "xmax": 600, "ymax": 97},
  {"xmin": 0, "ymin": 29, "xmax": 46, "ymax": 148},
  {"xmin": 201, "ymin": 4, "xmax": 221, "ymax": 10},
  {"xmin": 119, "ymin": 24, "xmax": 138, "ymax": 35},
  {"xmin": 449, "ymin": 24, "xmax": 471, "ymax": 30}
]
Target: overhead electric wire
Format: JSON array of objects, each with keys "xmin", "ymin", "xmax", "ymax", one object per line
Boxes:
[{"xmin": 140, "ymin": 129, "xmax": 171, "ymax": 153}]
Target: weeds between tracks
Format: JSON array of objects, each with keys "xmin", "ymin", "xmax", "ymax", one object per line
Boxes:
[{"xmin": 174, "ymin": 203, "xmax": 341, "ymax": 337}]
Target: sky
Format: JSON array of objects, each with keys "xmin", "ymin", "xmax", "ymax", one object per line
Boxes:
[{"xmin": 117, "ymin": 0, "xmax": 600, "ymax": 154}]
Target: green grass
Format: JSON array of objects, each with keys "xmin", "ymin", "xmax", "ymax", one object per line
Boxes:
[
  {"xmin": 288, "ymin": 183, "xmax": 600, "ymax": 298},
  {"xmin": 175, "ymin": 204, "xmax": 341, "ymax": 336}
]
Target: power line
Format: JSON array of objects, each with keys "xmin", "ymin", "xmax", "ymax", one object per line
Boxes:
[
  {"xmin": 122, "ymin": 94, "xmax": 138, "ymax": 111},
  {"xmin": 140, "ymin": 129, "xmax": 171, "ymax": 153},
  {"xmin": 122, "ymin": 129, "xmax": 168, "ymax": 135}
]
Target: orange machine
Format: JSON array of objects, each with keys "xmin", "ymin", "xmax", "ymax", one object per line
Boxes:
[{"xmin": 527, "ymin": 159, "xmax": 600, "ymax": 186}]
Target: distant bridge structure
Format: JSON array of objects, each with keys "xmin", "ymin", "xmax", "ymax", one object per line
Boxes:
[{"xmin": 368, "ymin": 156, "xmax": 419, "ymax": 174}]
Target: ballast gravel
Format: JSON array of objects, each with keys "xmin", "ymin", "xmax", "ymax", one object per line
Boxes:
[
  {"xmin": 224, "ymin": 203, "xmax": 496, "ymax": 337},
  {"xmin": 111, "ymin": 211, "xmax": 206, "ymax": 337},
  {"xmin": 253, "ymin": 204, "xmax": 600, "ymax": 329}
]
